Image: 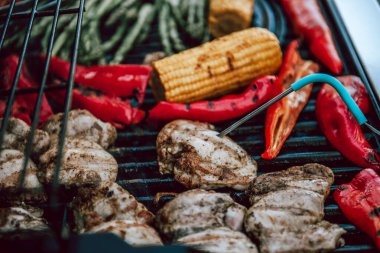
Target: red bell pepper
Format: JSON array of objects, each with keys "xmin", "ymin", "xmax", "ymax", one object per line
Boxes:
[
  {"xmin": 0, "ymin": 55, "xmax": 53, "ymax": 124},
  {"xmin": 262, "ymin": 40, "xmax": 319, "ymax": 159},
  {"xmin": 281, "ymin": 0, "xmax": 343, "ymax": 74},
  {"xmin": 46, "ymin": 57, "xmax": 150, "ymax": 128},
  {"xmin": 334, "ymin": 169, "xmax": 380, "ymax": 250},
  {"xmin": 316, "ymin": 76, "xmax": 379, "ymax": 170},
  {"xmin": 148, "ymin": 75, "xmax": 276, "ymax": 123},
  {"xmin": 47, "ymin": 56, "xmax": 151, "ymax": 103}
]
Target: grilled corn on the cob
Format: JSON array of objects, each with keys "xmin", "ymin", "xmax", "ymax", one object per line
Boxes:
[
  {"xmin": 151, "ymin": 28, "xmax": 282, "ymax": 103},
  {"xmin": 209, "ymin": 0, "xmax": 255, "ymax": 38}
]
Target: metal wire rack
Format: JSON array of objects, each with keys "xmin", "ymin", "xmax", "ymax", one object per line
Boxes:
[{"xmin": 0, "ymin": 0, "xmax": 85, "ymax": 242}]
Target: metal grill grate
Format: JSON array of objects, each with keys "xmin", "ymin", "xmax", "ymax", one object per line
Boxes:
[
  {"xmin": 0, "ymin": 0, "xmax": 379, "ymax": 252},
  {"xmin": 0, "ymin": 0, "xmax": 85, "ymax": 243}
]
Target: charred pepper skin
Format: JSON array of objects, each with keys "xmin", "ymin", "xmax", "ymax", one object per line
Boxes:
[
  {"xmin": 46, "ymin": 56, "xmax": 150, "ymax": 128},
  {"xmin": 281, "ymin": 0, "xmax": 343, "ymax": 74},
  {"xmin": 0, "ymin": 55, "xmax": 53, "ymax": 124},
  {"xmin": 334, "ymin": 169, "xmax": 380, "ymax": 250},
  {"xmin": 47, "ymin": 56, "xmax": 152, "ymax": 104},
  {"xmin": 316, "ymin": 76, "xmax": 379, "ymax": 170},
  {"xmin": 148, "ymin": 75, "xmax": 276, "ymax": 123},
  {"xmin": 262, "ymin": 40, "xmax": 319, "ymax": 160}
]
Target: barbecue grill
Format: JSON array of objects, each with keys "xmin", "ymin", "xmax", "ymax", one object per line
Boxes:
[{"xmin": 0, "ymin": 0, "xmax": 379, "ymax": 252}]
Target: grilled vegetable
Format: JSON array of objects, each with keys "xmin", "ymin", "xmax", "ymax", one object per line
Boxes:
[
  {"xmin": 281, "ymin": 0, "xmax": 342, "ymax": 74},
  {"xmin": 0, "ymin": 55, "xmax": 53, "ymax": 124},
  {"xmin": 47, "ymin": 57, "xmax": 151, "ymax": 128},
  {"xmin": 209, "ymin": 0, "xmax": 255, "ymax": 38},
  {"xmin": 148, "ymin": 76, "xmax": 276, "ymax": 123},
  {"xmin": 316, "ymin": 76, "xmax": 379, "ymax": 170},
  {"xmin": 262, "ymin": 40, "xmax": 319, "ymax": 159},
  {"xmin": 334, "ymin": 169, "xmax": 380, "ymax": 250},
  {"xmin": 151, "ymin": 28, "xmax": 282, "ymax": 103}
]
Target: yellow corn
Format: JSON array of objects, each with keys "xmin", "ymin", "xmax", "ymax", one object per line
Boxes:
[
  {"xmin": 151, "ymin": 28, "xmax": 282, "ymax": 103},
  {"xmin": 209, "ymin": 0, "xmax": 255, "ymax": 38}
]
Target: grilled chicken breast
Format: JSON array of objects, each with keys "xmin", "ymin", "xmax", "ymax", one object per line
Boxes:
[
  {"xmin": 157, "ymin": 120, "xmax": 257, "ymax": 190},
  {"xmin": 177, "ymin": 227, "xmax": 258, "ymax": 253},
  {"xmin": 44, "ymin": 109, "xmax": 116, "ymax": 149},
  {"xmin": 0, "ymin": 149, "xmax": 45, "ymax": 204},
  {"xmin": 87, "ymin": 220, "xmax": 163, "ymax": 246},
  {"xmin": 155, "ymin": 189, "xmax": 246, "ymax": 241},
  {"xmin": 72, "ymin": 182, "xmax": 154, "ymax": 232},
  {"xmin": 245, "ymin": 163, "xmax": 345, "ymax": 253},
  {"xmin": 0, "ymin": 118, "xmax": 50, "ymax": 161},
  {"xmin": 0, "ymin": 205, "xmax": 49, "ymax": 238},
  {"xmin": 38, "ymin": 138, "xmax": 117, "ymax": 188}
]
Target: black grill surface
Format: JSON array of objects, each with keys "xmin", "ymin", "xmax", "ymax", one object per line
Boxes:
[{"xmin": 109, "ymin": 0, "xmax": 379, "ymax": 252}]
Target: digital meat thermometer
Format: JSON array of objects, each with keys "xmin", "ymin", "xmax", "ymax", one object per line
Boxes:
[{"xmin": 218, "ymin": 73, "xmax": 380, "ymax": 138}]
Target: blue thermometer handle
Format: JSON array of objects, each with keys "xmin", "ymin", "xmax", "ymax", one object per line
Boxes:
[{"xmin": 291, "ymin": 74, "xmax": 368, "ymax": 125}]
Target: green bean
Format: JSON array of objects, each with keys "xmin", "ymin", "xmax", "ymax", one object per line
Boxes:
[
  {"xmin": 168, "ymin": 17, "xmax": 186, "ymax": 52},
  {"xmin": 158, "ymin": 3, "xmax": 173, "ymax": 55},
  {"xmin": 105, "ymin": 0, "xmax": 138, "ymax": 28},
  {"xmin": 111, "ymin": 3, "xmax": 156, "ymax": 64}
]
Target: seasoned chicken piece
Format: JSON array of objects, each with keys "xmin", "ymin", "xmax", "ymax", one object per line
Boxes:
[
  {"xmin": 0, "ymin": 118, "xmax": 50, "ymax": 161},
  {"xmin": 177, "ymin": 228, "xmax": 258, "ymax": 253},
  {"xmin": 44, "ymin": 109, "xmax": 117, "ymax": 149},
  {"xmin": 247, "ymin": 163, "xmax": 334, "ymax": 200},
  {"xmin": 259, "ymin": 221, "xmax": 346, "ymax": 253},
  {"xmin": 155, "ymin": 189, "xmax": 246, "ymax": 241},
  {"xmin": 0, "ymin": 149, "xmax": 46, "ymax": 204},
  {"xmin": 38, "ymin": 138, "xmax": 117, "ymax": 188},
  {"xmin": 72, "ymin": 182, "xmax": 154, "ymax": 232},
  {"xmin": 87, "ymin": 220, "xmax": 163, "ymax": 246},
  {"xmin": 245, "ymin": 163, "xmax": 345, "ymax": 253},
  {"xmin": 251, "ymin": 189, "xmax": 325, "ymax": 219},
  {"xmin": 0, "ymin": 205, "xmax": 49, "ymax": 239},
  {"xmin": 157, "ymin": 120, "xmax": 257, "ymax": 190}
]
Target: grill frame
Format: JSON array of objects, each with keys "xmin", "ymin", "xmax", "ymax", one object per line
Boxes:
[{"xmin": 0, "ymin": 0, "xmax": 379, "ymax": 252}]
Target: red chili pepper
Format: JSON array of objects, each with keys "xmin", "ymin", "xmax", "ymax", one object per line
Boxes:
[
  {"xmin": 334, "ymin": 169, "xmax": 380, "ymax": 250},
  {"xmin": 0, "ymin": 55, "xmax": 53, "ymax": 124},
  {"xmin": 148, "ymin": 75, "xmax": 276, "ymax": 123},
  {"xmin": 262, "ymin": 40, "xmax": 319, "ymax": 159},
  {"xmin": 316, "ymin": 76, "xmax": 379, "ymax": 170},
  {"xmin": 46, "ymin": 57, "xmax": 149, "ymax": 128},
  {"xmin": 47, "ymin": 56, "xmax": 151, "ymax": 103},
  {"xmin": 281, "ymin": 0, "xmax": 343, "ymax": 74}
]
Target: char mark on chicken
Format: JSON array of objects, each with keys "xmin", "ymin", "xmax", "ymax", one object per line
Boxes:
[
  {"xmin": 157, "ymin": 120, "xmax": 257, "ymax": 190},
  {"xmin": 155, "ymin": 189, "xmax": 246, "ymax": 242}
]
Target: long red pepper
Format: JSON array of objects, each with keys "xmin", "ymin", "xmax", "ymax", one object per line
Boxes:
[
  {"xmin": 46, "ymin": 56, "xmax": 151, "ymax": 128},
  {"xmin": 47, "ymin": 56, "xmax": 151, "ymax": 103},
  {"xmin": 148, "ymin": 75, "xmax": 276, "ymax": 123},
  {"xmin": 316, "ymin": 76, "xmax": 379, "ymax": 170},
  {"xmin": 334, "ymin": 169, "xmax": 380, "ymax": 250},
  {"xmin": 0, "ymin": 55, "xmax": 53, "ymax": 124},
  {"xmin": 281, "ymin": 0, "xmax": 343, "ymax": 74},
  {"xmin": 262, "ymin": 40, "xmax": 319, "ymax": 159}
]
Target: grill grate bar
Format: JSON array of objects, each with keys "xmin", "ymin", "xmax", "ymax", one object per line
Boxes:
[
  {"xmin": 0, "ymin": 0, "xmax": 15, "ymax": 48},
  {"xmin": 49, "ymin": 0, "xmax": 85, "ymax": 239},
  {"xmin": 18, "ymin": 0, "xmax": 63, "ymax": 189},
  {"xmin": 0, "ymin": 0, "xmax": 39, "ymax": 158},
  {"xmin": 0, "ymin": 7, "xmax": 82, "ymax": 20}
]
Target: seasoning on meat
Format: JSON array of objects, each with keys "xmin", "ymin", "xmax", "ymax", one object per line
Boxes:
[
  {"xmin": 156, "ymin": 120, "xmax": 257, "ymax": 190},
  {"xmin": 38, "ymin": 138, "xmax": 118, "ymax": 188},
  {"xmin": 245, "ymin": 163, "xmax": 345, "ymax": 253},
  {"xmin": 71, "ymin": 182, "xmax": 154, "ymax": 232},
  {"xmin": 155, "ymin": 189, "xmax": 247, "ymax": 241},
  {"xmin": 0, "ymin": 149, "xmax": 46, "ymax": 204},
  {"xmin": 177, "ymin": 227, "xmax": 258, "ymax": 253},
  {"xmin": 44, "ymin": 109, "xmax": 116, "ymax": 150},
  {"xmin": 87, "ymin": 220, "xmax": 163, "ymax": 246},
  {"xmin": 0, "ymin": 117, "xmax": 50, "ymax": 161}
]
